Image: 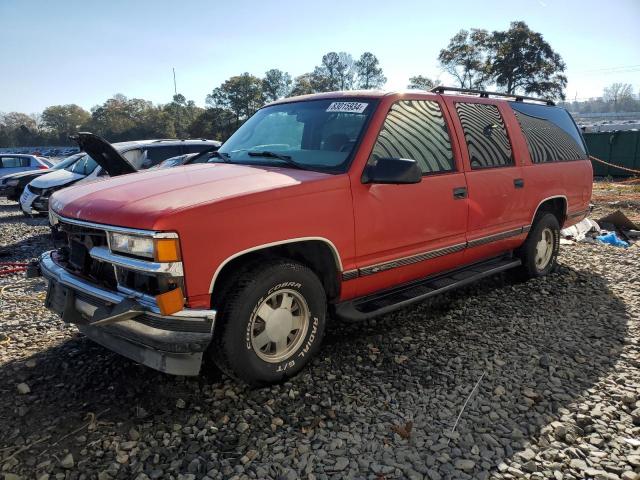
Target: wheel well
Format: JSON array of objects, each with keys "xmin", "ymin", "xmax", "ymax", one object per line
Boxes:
[
  {"xmin": 535, "ymin": 197, "xmax": 567, "ymax": 227},
  {"xmin": 210, "ymin": 240, "xmax": 341, "ymax": 308}
]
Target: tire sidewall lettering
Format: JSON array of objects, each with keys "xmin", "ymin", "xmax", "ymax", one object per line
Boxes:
[{"xmin": 245, "ymin": 282, "xmax": 320, "ymax": 371}]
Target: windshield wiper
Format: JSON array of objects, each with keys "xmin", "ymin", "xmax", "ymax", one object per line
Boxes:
[
  {"xmin": 247, "ymin": 151, "xmax": 308, "ymax": 170},
  {"xmin": 203, "ymin": 150, "xmax": 232, "ymax": 163}
]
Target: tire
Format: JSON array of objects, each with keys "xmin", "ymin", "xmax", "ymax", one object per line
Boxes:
[
  {"xmin": 515, "ymin": 212, "xmax": 560, "ymax": 279},
  {"xmin": 210, "ymin": 260, "xmax": 327, "ymax": 386}
]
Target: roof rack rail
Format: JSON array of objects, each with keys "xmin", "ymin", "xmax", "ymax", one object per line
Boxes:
[{"xmin": 430, "ymin": 86, "xmax": 555, "ymax": 106}]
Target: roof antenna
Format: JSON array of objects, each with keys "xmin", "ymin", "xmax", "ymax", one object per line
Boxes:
[
  {"xmin": 172, "ymin": 67, "xmax": 183, "ymax": 139},
  {"xmin": 173, "ymin": 67, "xmax": 178, "ymax": 96}
]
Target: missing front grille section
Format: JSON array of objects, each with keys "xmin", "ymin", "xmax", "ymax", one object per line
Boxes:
[
  {"xmin": 54, "ymin": 223, "xmax": 116, "ymax": 290},
  {"xmin": 115, "ymin": 266, "xmax": 183, "ymax": 296}
]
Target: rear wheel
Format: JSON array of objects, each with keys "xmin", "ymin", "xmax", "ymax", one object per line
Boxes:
[
  {"xmin": 515, "ymin": 212, "xmax": 560, "ymax": 279},
  {"xmin": 210, "ymin": 260, "xmax": 327, "ymax": 386}
]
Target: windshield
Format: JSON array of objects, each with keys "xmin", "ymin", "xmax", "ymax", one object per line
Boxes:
[
  {"xmin": 64, "ymin": 154, "xmax": 98, "ymax": 176},
  {"xmin": 52, "ymin": 153, "xmax": 85, "ymax": 171},
  {"xmin": 217, "ymin": 98, "xmax": 377, "ymax": 172}
]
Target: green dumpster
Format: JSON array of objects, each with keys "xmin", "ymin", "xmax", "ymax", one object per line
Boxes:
[{"xmin": 583, "ymin": 130, "xmax": 640, "ymax": 177}]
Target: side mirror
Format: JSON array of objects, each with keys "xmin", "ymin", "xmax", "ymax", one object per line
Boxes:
[{"xmin": 362, "ymin": 157, "xmax": 422, "ymax": 184}]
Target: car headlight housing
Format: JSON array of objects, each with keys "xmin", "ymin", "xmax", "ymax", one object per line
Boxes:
[
  {"xmin": 108, "ymin": 232, "xmax": 181, "ymax": 262},
  {"xmin": 6, "ymin": 179, "xmax": 19, "ymax": 187}
]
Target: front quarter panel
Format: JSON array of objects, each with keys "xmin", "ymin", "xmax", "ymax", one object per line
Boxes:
[{"xmin": 154, "ymin": 175, "xmax": 355, "ymax": 308}]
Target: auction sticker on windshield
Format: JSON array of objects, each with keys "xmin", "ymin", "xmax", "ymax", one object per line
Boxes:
[{"xmin": 326, "ymin": 102, "xmax": 369, "ymax": 114}]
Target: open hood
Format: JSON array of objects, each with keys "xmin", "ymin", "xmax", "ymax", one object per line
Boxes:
[{"xmin": 71, "ymin": 132, "xmax": 137, "ymax": 177}]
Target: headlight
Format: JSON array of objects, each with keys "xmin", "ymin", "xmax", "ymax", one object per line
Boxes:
[
  {"xmin": 108, "ymin": 232, "xmax": 181, "ymax": 262},
  {"xmin": 6, "ymin": 179, "xmax": 19, "ymax": 187}
]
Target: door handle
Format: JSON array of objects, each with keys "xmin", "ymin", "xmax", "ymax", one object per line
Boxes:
[
  {"xmin": 453, "ymin": 187, "xmax": 467, "ymax": 199},
  {"xmin": 514, "ymin": 178, "xmax": 525, "ymax": 188}
]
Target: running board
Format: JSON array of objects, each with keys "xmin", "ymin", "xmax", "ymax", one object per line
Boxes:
[{"xmin": 335, "ymin": 256, "xmax": 521, "ymax": 321}]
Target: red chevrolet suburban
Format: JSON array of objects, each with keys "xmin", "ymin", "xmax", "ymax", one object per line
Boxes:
[{"xmin": 39, "ymin": 87, "xmax": 592, "ymax": 385}]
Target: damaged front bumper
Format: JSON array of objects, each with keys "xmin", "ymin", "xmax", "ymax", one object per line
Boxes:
[{"xmin": 39, "ymin": 251, "xmax": 216, "ymax": 376}]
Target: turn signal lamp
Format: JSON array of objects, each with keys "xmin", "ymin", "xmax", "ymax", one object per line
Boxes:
[
  {"xmin": 154, "ymin": 238, "xmax": 181, "ymax": 262},
  {"xmin": 156, "ymin": 287, "xmax": 184, "ymax": 316}
]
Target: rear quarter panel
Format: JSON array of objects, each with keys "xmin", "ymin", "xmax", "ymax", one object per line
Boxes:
[
  {"xmin": 522, "ymin": 160, "xmax": 593, "ymax": 227},
  {"xmin": 499, "ymin": 104, "xmax": 593, "ymax": 228}
]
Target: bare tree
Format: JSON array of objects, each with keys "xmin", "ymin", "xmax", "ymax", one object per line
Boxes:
[{"xmin": 603, "ymin": 83, "xmax": 634, "ymax": 111}]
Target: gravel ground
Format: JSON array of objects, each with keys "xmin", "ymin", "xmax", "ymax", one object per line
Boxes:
[{"xmin": 1, "ymin": 197, "xmax": 639, "ymax": 480}]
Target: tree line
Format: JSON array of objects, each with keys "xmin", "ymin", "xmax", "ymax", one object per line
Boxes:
[
  {"xmin": 559, "ymin": 83, "xmax": 640, "ymax": 114},
  {"xmin": 2, "ymin": 20, "xmax": 628, "ymax": 148}
]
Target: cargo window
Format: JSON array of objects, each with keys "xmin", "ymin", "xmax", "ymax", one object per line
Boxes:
[
  {"xmin": 369, "ymin": 100, "xmax": 455, "ymax": 174},
  {"xmin": 510, "ymin": 102, "xmax": 588, "ymax": 163},
  {"xmin": 455, "ymin": 103, "xmax": 513, "ymax": 169}
]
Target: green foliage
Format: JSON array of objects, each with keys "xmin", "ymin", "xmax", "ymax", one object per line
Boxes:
[
  {"xmin": 89, "ymin": 94, "xmax": 175, "ymax": 142},
  {"xmin": 484, "ymin": 21, "xmax": 567, "ymax": 100},
  {"xmin": 41, "ymin": 104, "xmax": 91, "ymax": 143},
  {"xmin": 262, "ymin": 69, "xmax": 292, "ymax": 103},
  {"xmin": 0, "ymin": 111, "xmax": 49, "ymax": 147},
  {"xmin": 438, "ymin": 29, "xmax": 488, "ymax": 89},
  {"xmin": 164, "ymin": 94, "xmax": 204, "ymax": 138},
  {"xmin": 206, "ymin": 73, "xmax": 264, "ymax": 128},
  {"xmin": 188, "ymin": 107, "xmax": 237, "ymax": 140},
  {"xmin": 354, "ymin": 52, "xmax": 386, "ymax": 89},
  {"xmin": 439, "ymin": 21, "xmax": 567, "ymax": 100},
  {"xmin": 310, "ymin": 52, "xmax": 356, "ymax": 92},
  {"xmin": 290, "ymin": 73, "xmax": 317, "ymax": 97},
  {"xmin": 407, "ymin": 76, "xmax": 438, "ymax": 90}
]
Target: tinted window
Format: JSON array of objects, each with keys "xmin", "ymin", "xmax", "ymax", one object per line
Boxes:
[
  {"xmin": 142, "ymin": 146, "xmax": 184, "ymax": 168},
  {"xmin": 510, "ymin": 102, "xmax": 588, "ymax": 163},
  {"xmin": 369, "ymin": 100, "xmax": 454, "ymax": 174},
  {"xmin": 1, "ymin": 156, "xmax": 30, "ymax": 168},
  {"xmin": 456, "ymin": 103, "xmax": 513, "ymax": 169},
  {"xmin": 184, "ymin": 144, "xmax": 218, "ymax": 154}
]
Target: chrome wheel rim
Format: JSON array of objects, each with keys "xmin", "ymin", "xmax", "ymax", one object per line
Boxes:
[
  {"xmin": 535, "ymin": 227, "xmax": 554, "ymax": 270},
  {"xmin": 249, "ymin": 289, "xmax": 309, "ymax": 363}
]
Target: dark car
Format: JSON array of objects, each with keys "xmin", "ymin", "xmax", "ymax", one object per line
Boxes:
[
  {"xmin": 0, "ymin": 153, "xmax": 84, "ymax": 201},
  {"xmin": 153, "ymin": 143, "xmax": 222, "ymax": 169}
]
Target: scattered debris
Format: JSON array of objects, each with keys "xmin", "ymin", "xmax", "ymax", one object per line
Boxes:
[
  {"xmin": 390, "ymin": 421, "xmax": 413, "ymax": 439},
  {"xmin": 597, "ymin": 232, "xmax": 629, "ymax": 248},
  {"xmin": 561, "ymin": 217, "xmax": 600, "ymax": 242}
]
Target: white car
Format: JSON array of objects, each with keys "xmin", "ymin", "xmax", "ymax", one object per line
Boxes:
[{"xmin": 20, "ymin": 134, "xmax": 220, "ymax": 215}]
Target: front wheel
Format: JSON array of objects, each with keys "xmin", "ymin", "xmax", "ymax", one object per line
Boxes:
[
  {"xmin": 210, "ymin": 260, "xmax": 327, "ymax": 386},
  {"xmin": 515, "ymin": 212, "xmax": 560, "ymax": 279}
]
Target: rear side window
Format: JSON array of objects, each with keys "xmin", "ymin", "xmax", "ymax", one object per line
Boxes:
[
  {"xmin": 455, "ymin": 102, "xmax": 513, "ymax": 169},
  {"xmin": 510, "ymin": 103, "xmax": 588, "ymax": 163},
  {"xmin": 137, "ymin": 146, "xmax": 184, "ymax": 169},
  {"xmin": 369, "ymin": 100, "xmax": 454, "ymax": 174},
  {"xmin": 1, "ymin": 156, "xmax": 30, "ymax": 168}
]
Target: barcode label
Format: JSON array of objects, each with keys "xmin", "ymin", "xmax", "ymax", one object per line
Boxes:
[{"xmin": 326, "ymin": 102, "xmax": 369, "ymax": 114}]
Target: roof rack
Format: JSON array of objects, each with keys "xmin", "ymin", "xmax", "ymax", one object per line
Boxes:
[{"xmin": 430, "ymin": 86, "xmax": 555, "ymax": 106}]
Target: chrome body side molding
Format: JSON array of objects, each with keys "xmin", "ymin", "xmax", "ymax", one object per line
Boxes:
[{"xmin": 342, "ymin": 225, "xmax": 531, "ymax": 281}]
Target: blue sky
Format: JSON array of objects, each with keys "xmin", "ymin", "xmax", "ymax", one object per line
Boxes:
[{"xmin": 1, "ymin": 0, "xmax": 639, "ymax": 113}]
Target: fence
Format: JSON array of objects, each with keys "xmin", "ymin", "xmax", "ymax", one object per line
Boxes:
[{"xmin": 584, "ymin": 130, "xmax": 640, "ymax": 177}]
